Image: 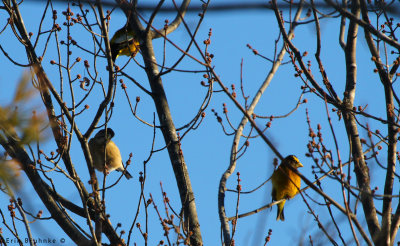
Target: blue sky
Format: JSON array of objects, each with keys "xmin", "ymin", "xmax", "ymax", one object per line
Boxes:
[{"xmin": 0, "ymin": 1, "xmax": 397, "ymax": 245}]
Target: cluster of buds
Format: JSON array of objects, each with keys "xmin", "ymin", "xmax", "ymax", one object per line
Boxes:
[{"xmin": 264, "ymin": 229, "xmax": 272, "ymax": 244}]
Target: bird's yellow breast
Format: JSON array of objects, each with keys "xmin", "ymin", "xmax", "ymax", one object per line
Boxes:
[
  {"xmin": 105, "ymin": 141, "xmax": 122, "ymax": 167},
  {"xmin": 271, "ymin": 166, "xmax": 301, "ymax": 200},
  {"xmin": 117, "ymin": 41, "xmax": 139, "ymax": 58},
  {"xmin": 89, "ymin": 139, "xmax": 122, "ymax": 172}
]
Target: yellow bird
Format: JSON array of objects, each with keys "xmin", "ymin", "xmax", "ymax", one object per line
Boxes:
[
  {"xmin": 110, "ymin": 27, "xmax": 140, "ymax": 61},
  {"xmin": 271, "ymin": 155, "xmax": 303, "ymax": 221},
  {"xmin": 89, "ymin": 128, "xmax": 132, "ymax": 179}
]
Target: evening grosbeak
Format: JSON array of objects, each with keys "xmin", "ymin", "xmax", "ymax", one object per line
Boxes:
[
  {"xmin": 271, "ymin": 155, "xmax": 303, "ymax": 221},
  {"xmin": 89, "ymin": 128, "xmax": 132, "ymax": 179}
]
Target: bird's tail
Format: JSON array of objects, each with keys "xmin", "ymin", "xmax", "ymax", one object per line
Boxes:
[
  {"xmin": 276, "ymin": 200, "xmax": 286, "ymax": 221},
  {"xmin": 124, "ymin": 170, "xmax": 133, "ymax": 180}
]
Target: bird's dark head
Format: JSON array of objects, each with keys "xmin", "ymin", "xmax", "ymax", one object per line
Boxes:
[
  {"xmin": 284, "ymin": 155, "xmax": 303, "ymax": 168},
  {"xmin": 95, "ymin": 128, "xmax": 115, "ymax": 140}
]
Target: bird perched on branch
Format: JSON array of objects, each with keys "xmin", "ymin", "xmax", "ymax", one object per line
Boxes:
[
  {"xmin": 271, "ymin": 155, "xmax": 303, "ymax": 221},
  {"xmin": 89, "ymin": 128, "xmax": 132, "ymax": 179},
  {"xmin": 110, "ymin": 26, "xmax": 140, "ymax": 61}
]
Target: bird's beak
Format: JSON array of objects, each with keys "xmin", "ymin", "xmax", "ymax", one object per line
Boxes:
[{"xmin": 297, "ymin": 162, "xmax": 304, "ymax": 168}]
